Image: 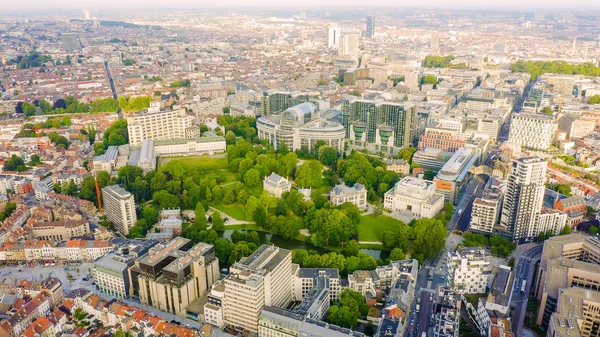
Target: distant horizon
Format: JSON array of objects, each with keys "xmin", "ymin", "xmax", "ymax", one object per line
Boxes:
[{"xmin": 2, "ymin": 0, "xmax": 600, "ymax": 12}]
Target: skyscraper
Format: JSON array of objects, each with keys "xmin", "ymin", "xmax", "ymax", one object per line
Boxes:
[
  {"xmin": 430, "ymin": 32, "xmax": 440, "ymax": 50},
  {"xmin": 327, "ymin": 24, "xmax": 340, "ymax": 49},
  {"xmin": 338, "ymin": 34, "xmax": 359, "ymax": 59},
  {"xmin": 499, "ymin": 157, "xmax": 547, "ymax": 242},
  {"xmin": 365, "ymin": 16, "xmax": 375, "ymax": 38},
  {"xmin": 62, "ymin": 33, "xmax": 81, "ymax": 52}
]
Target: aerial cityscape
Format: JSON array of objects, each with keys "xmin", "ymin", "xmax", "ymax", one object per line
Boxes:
[{"xmin": 1, "ymin": 2, "xmax": 600, "ymax": 337}]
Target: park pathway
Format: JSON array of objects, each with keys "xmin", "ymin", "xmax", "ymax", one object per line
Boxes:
[{"xmin": 358, "ymin": 240, "xmax": 383, "ymax": 245}]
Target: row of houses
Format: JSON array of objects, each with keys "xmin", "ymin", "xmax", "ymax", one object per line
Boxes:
[{"xmin": 0, "ymin": 239, "xmax": 113, "ymax": 262}]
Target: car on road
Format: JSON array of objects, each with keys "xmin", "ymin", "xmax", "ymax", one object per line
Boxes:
[{"xmin": 82, "ymin": 277, "xmax": 89, "ymax": 281}]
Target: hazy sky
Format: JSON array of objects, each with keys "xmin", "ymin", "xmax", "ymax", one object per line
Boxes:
[{"xmin": 4, "ymin": 0, "xmax": 600, "ymax": 10}]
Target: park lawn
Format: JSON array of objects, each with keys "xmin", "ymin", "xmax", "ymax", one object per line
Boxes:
[
  {"xmin": 159, "ymin": 156, "xmax": 238, "ymax": 183},
  {"xmin": 358, "ymin": 214, "xmax": 404, "ymax": 242},
  {"xmin": 210, "ymin": 203, "xmax": 247, "ymax": 221}
]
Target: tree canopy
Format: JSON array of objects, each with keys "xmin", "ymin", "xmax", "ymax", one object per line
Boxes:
[
  {"xmin": 422, "ymin": 55, "xmax": 455, "ymax": 68},
  {"xmin": 510, "ymin": 60, "xmax": 600, "ymax": 80},
  {"xmin": 118, "ymin": 96, "xmax": 152, "ymax": 112}
]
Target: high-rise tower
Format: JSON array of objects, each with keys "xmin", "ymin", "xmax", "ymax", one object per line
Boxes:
[
  {"xmin": 365, "ymin": 16, "xmax": 375, "ymax": 38},
  {"xmin": 499, "ymin": 157, "xmax": 547, "ymax": 241}
]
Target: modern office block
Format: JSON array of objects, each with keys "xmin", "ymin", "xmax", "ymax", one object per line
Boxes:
[
  {"xmin": 342, "ymin": 98, "xmax": 416, "ymax": 156},
  {"xmin": 223, "ymin": 245, "xmax": 293, "ymax": 333},
  {"xmin": 365, "ymin": 16, "xmax": 375, "ymax": 38},
  {"xmin": 433, "ymin": 147, "xmax": 479, "ymax": 204},
  {"xmin": 131, "ymin": 238, "xmax": 219, "ymax": 317},
  {"xmin": 256, "ymin": 102, "xmax": 345, "ymax": 153}
]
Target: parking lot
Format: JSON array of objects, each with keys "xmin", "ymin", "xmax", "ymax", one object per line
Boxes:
[{"xmin": 0, "ymin": 262, "xmax": 96, "ymax": 292}]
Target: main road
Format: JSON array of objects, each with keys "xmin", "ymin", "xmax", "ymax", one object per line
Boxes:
[
  {"xmin": 104, "ymin": 60, "xmax": 122, "ymax": 118},
  {"xmin": 510, "ymin": 245, "xmax": 543, "ymax": 337}
]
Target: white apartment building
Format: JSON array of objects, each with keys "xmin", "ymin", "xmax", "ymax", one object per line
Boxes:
[
  {"xmin": 446, "ymin": 247, "xmax": 492, "ymax": 294},
  {"xmin": 499, "ymin": 157, "xmax": 547, "ymax": 241},
  {"xmin": 383, "ymin": 177, "xmax": 445, "ymax": 220},
  {"xmin": 534, "ymin": 209, "xmax": 568, "ymax": 237},
  {"xmin": 330, "ymin": 183, "xmax": 367, "ymax": 209},
  {"xmin": 263, "ymin": 173, "xmax": 292, "ymax": 198},
  {"xmin": 102, "ymin": 185, "xmax": 137, "ymax": 236},
  {"xmin": 470, "ymin": 198, "xmax": 500, "ymax": 234},
  {"xmin": 127, "ymin": 107, "xmax": 196, "ymax": 146},
  {"xmin": 508, "ymin": 113, "xmax": 557, "ymax": 151},
  {"xmin": 470, "ymin": 178, "xmax": 504, "ymax": 234},
  {"xmin": 223, "ymin": 245, "xmax": 293, "ymax": 333}
]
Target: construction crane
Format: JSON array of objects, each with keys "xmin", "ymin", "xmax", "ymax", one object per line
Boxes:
[{"xmin": 94, "ymin": 174, "xmax": 103, "ymax": 213}]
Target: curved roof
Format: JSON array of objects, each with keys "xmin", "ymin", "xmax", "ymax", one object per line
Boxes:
[{"xmin": 282, "ymin": 102, "xmax": 317, "ymax": 123}]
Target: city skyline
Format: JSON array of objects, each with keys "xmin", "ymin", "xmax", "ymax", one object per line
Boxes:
[{"xmin": 3, "ymin": 0, "xmax": 600, "ymax": 10}]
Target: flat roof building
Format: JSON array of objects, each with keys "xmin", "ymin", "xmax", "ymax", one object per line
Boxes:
[
  {"xmin": 223, "ymin": 245, "xmax": 293, "ymax": 333},
  {"xmin": 131, "ymin": 237, "xmax": 219, "ymax": 317},
  {"xmin": 384, "ymin": 177, "xmax": 445, "ymax": 220},
  {"xmin": 434, "ymin": 147, "xmax": 480, "ymax": 204},
  {"xmin": 127, "ymin": 108, "xmax": 196, "ymax": 146},
  {"xmin": 547, "ymin": 287, "xmax": 600, "ymax": 337},
  {"xmin": 102, "ymin": 185, "xmax": 136, "ymax": 236},
  {"xmin": 446, "ymin": 247, "xmax": 492, "ymax": 294},
  {"xmin": 258, "ymin": 306, "xmax": 365, "ymax": 337}
]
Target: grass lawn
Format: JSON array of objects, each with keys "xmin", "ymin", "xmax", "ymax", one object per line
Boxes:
[
  {"xmin": 358, "ymin": 214, "xmax": 404, "ymax": 242},
  {"xmin": 210, "ymin": 203, "xmax": 247, "ymax": 221},
  {"xmin": 159, "ymin": 156, "xmax": 238, "ymax": 183}
]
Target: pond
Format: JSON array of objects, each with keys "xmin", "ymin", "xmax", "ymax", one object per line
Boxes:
[{"xmin": 219, "ymin": 230, "xmax": 387, "ymax": 260}]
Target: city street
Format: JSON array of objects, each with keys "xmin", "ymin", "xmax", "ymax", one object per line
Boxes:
[{"xmin": 510, "ymin": 245, "xmax": 543, "ymax": 337}]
